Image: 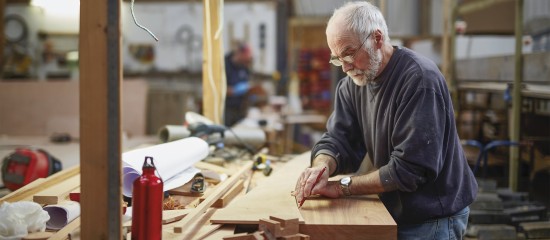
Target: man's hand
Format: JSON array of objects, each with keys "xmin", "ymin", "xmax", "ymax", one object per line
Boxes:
[{"xmin": 292, "ymin": 165, "xmax": 340, "ymax": 207}]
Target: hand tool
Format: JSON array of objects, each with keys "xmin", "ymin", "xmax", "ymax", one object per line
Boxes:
[
  {"xmin": 190, "ymin": 172, "xmax": 206, "ymax": 193},
  {"xmin": 2, "ymin": 148, "xmax": 62, "ymax": 191},
  {"xmin": 297, "ymin": 167, "xmax": 326, "ymax": 208}
]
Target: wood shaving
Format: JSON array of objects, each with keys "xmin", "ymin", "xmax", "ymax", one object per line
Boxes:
[{"xmin": 163, "ymin": 196, "xmax": 186, "ymax": 210}]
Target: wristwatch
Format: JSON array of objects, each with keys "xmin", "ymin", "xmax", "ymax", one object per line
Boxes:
[{"xmin": 340, "ymin": 176, "xmax": 352, "ymax": 196}]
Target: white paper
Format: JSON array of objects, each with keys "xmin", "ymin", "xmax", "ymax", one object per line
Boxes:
[
  {"xmin": 122, "ymin": 137, "xmax": 208, "ymax": 197},
  {"xmin": 43, "ymin": 201, "xmax": 80, "ymax": 230}
]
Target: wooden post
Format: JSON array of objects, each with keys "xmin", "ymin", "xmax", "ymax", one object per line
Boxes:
[
  {"xmin": 202, "ymin": 0, "xmax": 225, "ymax": 124},
  {"xmin": 0, "ymin": 0, "xmax": 5, "ymax": 77},
  {"xmin": 79, "ymin": 0, "xmax": 122, "ymax": 238},
  {"xmin": 441, "ymin": 0, "xmax": 451, "ymax": 89},
  {"xmin": 509, "ymin": 0, "xmax": 523, "ymax": 191},
  {"xmin": 442, "ymin": 0, "xmax": 459, "ymax": 111},
  {"xmin": 419, "ymin": 0, "xmax": 431, "ymax": 36}
]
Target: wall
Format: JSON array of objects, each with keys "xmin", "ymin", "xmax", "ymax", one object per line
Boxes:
[
  {"xmin": 4, "ymin": 1, "xmax": 277, "ymax": 77},
  {"xmin": 121, "ymin": 1, "xmax": 277, "ymax": 75},
  {"xmin": 0, "ymin": 79, "xmax": 149, "ymax": 137}
]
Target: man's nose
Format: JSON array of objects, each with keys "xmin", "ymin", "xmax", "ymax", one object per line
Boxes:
[{"xmin": 342, "ymin": 62, "xmax": 353, "ymax": 73}]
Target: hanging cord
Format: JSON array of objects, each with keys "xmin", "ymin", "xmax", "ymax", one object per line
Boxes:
[{"xmin": 130, "ymin": 0, "xmax": 159, "ymax": 41}]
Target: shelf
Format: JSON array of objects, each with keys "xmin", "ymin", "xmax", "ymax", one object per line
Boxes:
[{"xmin": 458, "ymin": 82, "xmax": 550, "ymax": 100}]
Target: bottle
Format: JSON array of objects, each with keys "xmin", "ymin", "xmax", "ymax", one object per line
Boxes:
[{"xmin": 131, "ymin": 156, "xmax": 163, "ymax": 240}]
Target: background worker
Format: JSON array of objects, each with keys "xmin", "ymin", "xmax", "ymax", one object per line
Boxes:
[
  {"xmin": 224, "ymin": 41, "xmax": 253, "ymax": 127},
  {"xmin": 292, "ymin": 2, "xmax": 478, "ymax": 239}
]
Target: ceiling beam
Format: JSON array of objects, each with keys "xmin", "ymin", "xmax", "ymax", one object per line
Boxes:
[{"xmin": 6, "ymin": 0, "xmax": 29, "ymax": 4}]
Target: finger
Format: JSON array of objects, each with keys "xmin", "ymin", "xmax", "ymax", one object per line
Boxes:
[
  {"xmin": 310, "ymin": 170, "xmax": 328, "ymax": 195},
  {"xmin": 294, "ymin": 171, "xmax": 305, "ymax": 194},
  {"xmin": 302, "ymin": 170, "xmax": 321, "ymax": 198},
  {"xmin": 310, "ymin": 178, "xmax": 326, "ymax": 195},
  {"xmin": 296, "ymin": 170, "xmax": 312, "ymax": 204}
]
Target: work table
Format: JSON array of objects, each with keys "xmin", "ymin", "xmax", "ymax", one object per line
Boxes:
[{"xmin": 0, "ymin": 151, "xmax": 396, "ymax": 239}]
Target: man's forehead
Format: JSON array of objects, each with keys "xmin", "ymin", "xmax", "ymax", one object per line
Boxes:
[{"xmin": 327, "ymin": 29, "xmax": 358, "ymax": 55}]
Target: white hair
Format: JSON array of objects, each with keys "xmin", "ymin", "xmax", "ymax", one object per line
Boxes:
[{"xmin": 328, "ymin": 1, "xmax": 391, "ymax": 44}]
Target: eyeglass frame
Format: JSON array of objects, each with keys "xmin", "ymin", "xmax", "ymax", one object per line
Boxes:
[{"xmin": 329, "ymin": 31, "xmax": 373, "ymax": 67}]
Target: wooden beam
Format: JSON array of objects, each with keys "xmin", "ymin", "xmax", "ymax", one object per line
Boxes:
[
  {"xmin": 419, "ymin": 0, "xmax": 431, "ymax": 36},
  {"xmin": 457, "ymin": 0, "xmax": 512, "ymax": 16},
  {"xmin": 79, "ymin": 0, "xmax": 122, "ymax": 238},
  {"xmin": 509, "ymin": 0, "xmax": 523, "ymax": 191},
  {"xmin": 0, "ymin": 0, "xmax": 5, "ymax": 76},
  {"xmin": 47, "ymin": 217, "xmax": 81, "ymax": 240},
  {"xmin": 5, "ymin": 0, "xmax": 28, "ymax": 4},
  {"xmin": 199, "ymin": 179, "xmax": 245, "ymax": 208},
  {"xmin": 441, "ymin": 0, "xmax": 459, "ymax": 111},
  {"xmin": 202, "ymin": 0, "xmax": 225, "ymax": 124},
  {"xmin": 174, "ymin": 161, "xmax": 253, "ymax": 238},
  {"xmin": 33, "ymin": 174, "xmax": 80, "ymax": 205},
  {"xmin": 0, "ymin": 166, "xmax": 79, "ymax": 204},
  {"xmin": 122, "ymin": 0, "xmax": 274, "ymax": 2}
]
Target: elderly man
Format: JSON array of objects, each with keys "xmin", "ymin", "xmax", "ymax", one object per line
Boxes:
[{"xmin": 293, "ymin": 2, "xmax": 477, "ymax": 239}]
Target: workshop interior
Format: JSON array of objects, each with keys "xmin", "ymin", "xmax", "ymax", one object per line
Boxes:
[{"xmin": 0, "ymin": 0, "xmax": 550, "ymax": 239}]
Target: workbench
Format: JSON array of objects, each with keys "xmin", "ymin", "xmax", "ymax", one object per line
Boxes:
[{"xmin": 0, "ymin": 151, "xmax": 397, "ymax": 239}]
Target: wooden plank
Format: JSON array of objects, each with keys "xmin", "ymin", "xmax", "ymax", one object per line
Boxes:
[
  {"xmin": 210, "ymin": 152, "xmax": 397, "ymax": 240},
  {"xmin": 173, "ymin": 208, "xmax": 217, "ymax": 237},
  {"xmin": 79, "ymin": 0, "xmax": 122, "ymax": 238},
  {"xmin": 199, "ymin": 179, "xmax": 244, "ymax": 208},
  {"xmin": 202, "ymin": 225, "xmax": 237, "ymax": 240},
  {"xmin": 195, "ymin": 161, "xmax": 235, "ymax": 175},
  {"xmin": 123, "ymin": 209, "xmax": 193, "ymax": 233},
  {"xmin": 174, "ymin": 161, "xmax": 253, "ymax": 238},
  {"xmin": 202, "ymin": 0, "xmax": 225, "ymax": 124},
  {"xmin": 33, "ymin": 174, "xmax": 80, "ymax": 205},
  {"xmin": 160, "ymin": 224, "xmax": 221, "ymax": 240},
  {"xmin": 299, "ymin": 196, "xmax": 396, "ymax": 240},
  {"xmin": 0, "ymin": 178, "xmax": 46, "ymax": 203},
  {"xmin": 210, "ymin": 153, "xmax": 307, "ymax": 224},
  {"xmin": 22, "ymin": 231, "xmax": 54, "ymax": 240},
  {"xmin": 0, "ymin": 166, "xmax": 79, "ymax": 204},
  {"xmin": 163, "ymin": 209, "xmax": 193, "ymax": 224},
  {"xmin": 193, "ymin": 224, "xmax": 223, "ymax": 240},
  {"xmin": 47, "ymin": 217, "xmax": 80, "ymax": 240}
]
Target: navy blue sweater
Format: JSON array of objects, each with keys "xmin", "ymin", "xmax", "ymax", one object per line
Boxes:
[{"xmin": 312, "ymin": 47, "xmax": 478, "ymax": 224}]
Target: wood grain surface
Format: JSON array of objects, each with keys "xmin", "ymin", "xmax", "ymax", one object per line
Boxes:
[
  {"xmin": 209, "ymin": 153, "xmax": 308, "ymax": 224},
  {"xmin": 210, "ymin": 152, "xmax": 397, "ymax": 240}
]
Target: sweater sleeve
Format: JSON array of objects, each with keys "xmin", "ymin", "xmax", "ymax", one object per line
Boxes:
[
  {"xmin": 379, "ymin": 72, "xmax": 447, "ymax": 192},
  {"xmin": 311, "ymin": 78, "xmax": 366, "ymax": 176}
]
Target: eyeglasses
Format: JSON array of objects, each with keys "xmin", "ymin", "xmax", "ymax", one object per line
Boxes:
[{"xmin": 329, "ymin": 32, "xmax": 373, "ymax": 67}]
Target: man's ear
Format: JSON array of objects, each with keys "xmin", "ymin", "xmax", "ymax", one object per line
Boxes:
[{"xmin": 374, "ymin": 29, "xmax": 384, "ymax": 47}]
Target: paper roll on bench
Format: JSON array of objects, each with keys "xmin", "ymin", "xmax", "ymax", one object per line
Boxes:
[
  {"xmin": 43, "ymin": 201, "xmax": 80, "ymax": 230},
  {"xmin": 224, "ymin": 127, "xmax": 266, "ymax": 149},
  {"xmin": 158, "ymin": 125, "xmax": 266, "ymax": 149},
  {"xmin": 158, "ymin": 125, "xmax": 191, "ymax": 143},
  {"xmin": 122, "ymin": 137, "xmax": 208, "ymax": 197}
]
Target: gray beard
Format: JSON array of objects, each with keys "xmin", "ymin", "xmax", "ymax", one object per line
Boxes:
[{"xmin": 349, "ymin": 47, "xmax": 382, "ymax": 86}]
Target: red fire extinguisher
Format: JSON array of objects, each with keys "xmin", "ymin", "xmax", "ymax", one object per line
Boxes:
[{"xmin": 131, "ymin": 156, "xmax": 163, "ymax": 240}]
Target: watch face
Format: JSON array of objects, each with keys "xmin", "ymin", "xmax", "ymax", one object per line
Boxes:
[{"xmin": 341, "ymin": 177, "xmax": 351, "ymax": 185}]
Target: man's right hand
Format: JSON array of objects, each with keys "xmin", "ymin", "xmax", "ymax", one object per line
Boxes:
[{"xmin": 292, "ymin": 165, "xmax": 330, "ymax": 206}]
